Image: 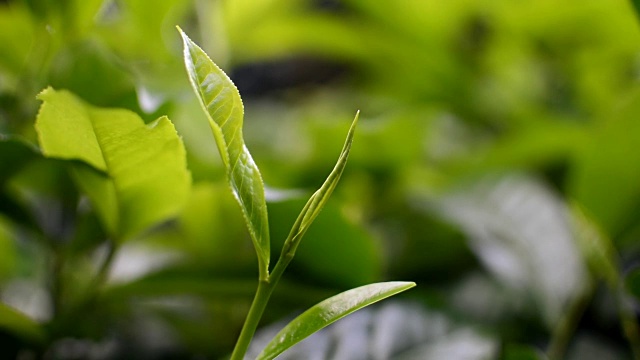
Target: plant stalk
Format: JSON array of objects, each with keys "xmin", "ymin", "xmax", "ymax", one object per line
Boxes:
[
  {"xmin": 230, "ymin": 247, "xmax": 297, "ymax": 359},
  {"xmin": 230, "ymin": 280, "xmax": 275, "ymax": 360},
  {"xmin": 546, "ymin": 282, "xmax": 595, "ymax": 360},
  {"xmin": 94, "ymin": 240, "xmax": 118, "ymax": 290}
]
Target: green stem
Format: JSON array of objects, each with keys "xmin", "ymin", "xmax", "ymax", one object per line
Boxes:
[
  {"xmin": 230, "ymin": 280, "xmax": 275, "ymax": 360},
  {"xmin": 94, "ymin": 240, "xmax": 117, "ymax": 288},
  {"xmin": 546, "ymin": 282, "xmax": 596, "ymax": 360},
  {"xmin": 230, "ymin": 245, "xmax": 296, "ymax": 359}
]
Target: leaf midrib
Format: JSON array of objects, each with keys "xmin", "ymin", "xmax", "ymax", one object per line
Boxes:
[{"xmin": 85, "ymin": 107, "xmax": 124, "ymax": 236}]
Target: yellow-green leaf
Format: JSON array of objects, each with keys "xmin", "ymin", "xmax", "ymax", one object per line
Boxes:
[
  {"xmin": 178, "ymin": 28, "xmax": 270, "ymax": 277},
  {"xmin": 35, "ymin": 88, "xmax": 191, "ymax": 240}
]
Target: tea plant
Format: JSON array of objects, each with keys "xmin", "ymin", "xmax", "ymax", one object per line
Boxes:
[
  {"xmin": 177, "ymin": 28, "xmax": 414, "ymax": 360},
  {"xmin": 0, "ymin": 27, "xmax": 414, "ymax": 358}
]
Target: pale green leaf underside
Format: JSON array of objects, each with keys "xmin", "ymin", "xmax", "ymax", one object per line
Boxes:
[
  {"xmin": 284, "ymin": 112, "xmax": 359, "ymax": 256},
  {"xmin": 178, "ymin": 28, "xmax": 270, "ymax": 275},
  {"xmin": 0, "ymin": 302, "xmax": 45, "ymax": 344},
  {"xmin": 35, "ymin": 88, "xmax": 191, "ymax": 240},
  {"xmin": 256, "ymin": 281, "xmax": 416, "ymax": 360}
]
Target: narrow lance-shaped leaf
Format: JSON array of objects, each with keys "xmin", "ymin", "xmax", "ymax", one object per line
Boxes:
[
  {"xmin": 282, "ymin": 112, "xmax": 359, "ymax": 257},
  {"xmin": 178, "ymin": 28, "xmax": 270, "ymax": 277},
  {"xmin": 256, "ymin": 281, "xmax": 416, "ymax": 360},
  {"xmin": 35, "ymin": 88, "xmax": 191, "ymax": 241}
]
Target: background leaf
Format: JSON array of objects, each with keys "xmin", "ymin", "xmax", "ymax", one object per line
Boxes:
[
  {"xmin": 502, "ymin": 344, "xmax": 547, "ymax": 360},
  {"xmin": 256, "ymin": 281, "xmax": 415, "ymax": 360},
  {"xmin": 632, "ymin": 0, "xmax": 640, "ymax": 22},
  {"xmin": 0, "ymin": 137, "xmax": 42, "ymax": 229},
  {"xmin": 568, "ymin": 91, "xmax": 640, "ymax": 238},
  {"xmin": 35, "ymin": 87, "xmax": 190, "ymax": 240},
  {"xmin": 432, "ymin": 174, "xmax": 588, "ymax": 326},
  {"xmin": 179, "ymin": 28, "xmax": 270, "ymax": 277},
  {"xmin": 0, "ymin": 302, "xmax": 45, "ymax": 344},
  {"xmin": 0, "ymin": 136, "xmax": 40, "ymax": 185},
  {"xmin": 626, "ymin": 268, "xmax": 640, "ymax": 301}
]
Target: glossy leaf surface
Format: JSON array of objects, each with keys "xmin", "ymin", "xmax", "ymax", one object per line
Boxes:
[
  {"xmin": 35, "ymin": 88, "xmax": 190, "ymax": 240},
  {"xmin": 179, "ymin": 28, "xmax": 270, "ymax": 276},
  {"xmin": 250, "ymin": 301, "xmax": 497, "ymax": 360},
  {"xmin": 256, "ymin": 281, "xmax": 415, "ymax": 360}
]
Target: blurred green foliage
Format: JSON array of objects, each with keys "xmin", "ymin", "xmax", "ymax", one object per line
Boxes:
[{"xmin": 2, "ymin": 0, "xmax": 640, "ymax": 359}]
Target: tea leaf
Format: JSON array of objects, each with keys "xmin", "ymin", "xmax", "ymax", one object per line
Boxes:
[
  {"xmin": 282, "ymin": 112, "xmax": 358, "ymax": 257},
  {"xmin": 35, "ymin": 88, "xmax": 190, "ymax": 240},
  {"xmin": 178, "ymin": 28, "xmax": 270, "ymax": 277},
  {"xmin": 256, "ymin": 281, "xmax": 415, "ymax": 360}
]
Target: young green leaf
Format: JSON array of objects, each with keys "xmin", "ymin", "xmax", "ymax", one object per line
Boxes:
[
  {"xmin": 178, "ymin": 28, "xmax": 270, "ymax": 278},
  {"xmin": 0, "ymin": 302, "xmax": 45, "ymax": 344},
  {"xmin": 35, "ymin": 88, "xmax": 191, "ymax": 240},
  {"xmin": 281, "ymin": 112, "xmax": 359, "ymax": 258},
  {"xmin": 256, "ymin": 281, "xmax": 415, "ymax": 360}
]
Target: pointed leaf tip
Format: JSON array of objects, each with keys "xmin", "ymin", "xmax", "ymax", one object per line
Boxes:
[
  {"xmin": 282, "ymin": 112, "xmax": 359, "ymax": 256},
  {"xmin": 179, "ymin": 29, "xmax": 270, "ymax": 278},
  {"xmin": 256, "ymin": 281, "xmax": 416, "ymax": 360}
]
